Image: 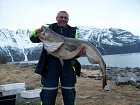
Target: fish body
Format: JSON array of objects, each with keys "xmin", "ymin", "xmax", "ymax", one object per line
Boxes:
[{"xmin": 38, "ymin": 26, "xmax": 107, "ymax": 88}]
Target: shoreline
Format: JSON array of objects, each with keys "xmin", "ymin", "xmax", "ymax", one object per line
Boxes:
[{"xmin": 0, "ymin": 63, "xmax": 140, "ymax": 105}]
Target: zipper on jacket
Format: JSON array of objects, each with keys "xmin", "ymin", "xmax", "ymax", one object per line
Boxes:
[{"xmin": 60, "ymin": 28, "xmax": 63, "ymax": 34}]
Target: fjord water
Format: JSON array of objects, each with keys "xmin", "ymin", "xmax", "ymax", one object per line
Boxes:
[
  {"xmin": 78, "ymin": 52, "xmax": 140, "ymax": 68},
  {"xmin": 17, "ymin": 52, "xmax": 140, "ymax": 68}
]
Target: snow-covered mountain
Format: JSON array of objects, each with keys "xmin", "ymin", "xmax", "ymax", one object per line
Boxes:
[
  {"xmin": 0, "ymin": 26, "xmax": 140, "ymax": 62},
  {"xmin": 77, "ymin": 26, "xmax": 140, "ymax": 46},
  {"xmin": 0, "ymin": 28, "xmax": 42, "ymax": 62},
  {"xmin": 77, "ymin": 26, "xmax": 140, "ymax": 54}
]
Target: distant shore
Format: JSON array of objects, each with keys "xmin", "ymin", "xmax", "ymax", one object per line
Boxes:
[{"xmin": 0, "ymin": 63, "xmax": 140, "ymax": 105}]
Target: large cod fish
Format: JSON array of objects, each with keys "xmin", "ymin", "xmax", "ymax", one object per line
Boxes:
[{"xmin": 38, "ymin": 26, "xmax": 107, "ymax": 88}]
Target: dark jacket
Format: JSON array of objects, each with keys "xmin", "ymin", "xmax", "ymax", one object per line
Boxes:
[{"xmin": 30, "ymin": 23, "xmax": 81, "ymax": 76}]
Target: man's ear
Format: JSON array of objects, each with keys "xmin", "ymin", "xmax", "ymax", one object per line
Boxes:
[{"xmin": 56, "ymin": 16, "xmax": 58, "ymax": 21}]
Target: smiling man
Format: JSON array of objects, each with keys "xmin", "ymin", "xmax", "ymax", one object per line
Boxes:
[{"xmin": 30, "ymin": 11, "xmax": 84, "ymax": 105}]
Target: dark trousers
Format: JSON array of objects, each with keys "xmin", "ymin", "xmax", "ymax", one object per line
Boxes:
[{"xmin": 40, "ymin": 56, "xmax": 76, "ymax": 105}]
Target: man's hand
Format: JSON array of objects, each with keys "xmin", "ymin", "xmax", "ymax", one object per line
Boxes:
[{"xmin": 77, "ymin": 47, "xmax": 86, "ymax": 56}]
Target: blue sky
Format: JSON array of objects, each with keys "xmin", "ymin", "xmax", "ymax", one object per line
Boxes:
[{"xmin": 0, "ymin": 0, "xmax": 140, "ymax": 36}]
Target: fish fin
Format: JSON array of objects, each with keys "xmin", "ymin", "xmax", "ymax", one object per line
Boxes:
[
  {"xmin": 44, "ymin": 42, "xmax": 64, "ymax": 53},
  {"xmin": 87, "ymin": 56, "xmax": 99, "ymax": 64},
  {"xmin": 65, "ymin": 43, "xmax": 77, "ymax": 52}
]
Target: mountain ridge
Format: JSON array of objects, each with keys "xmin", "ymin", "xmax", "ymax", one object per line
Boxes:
[{"xmin": 0, "ymin": 26, "xmax": 140, "ymax": 62}]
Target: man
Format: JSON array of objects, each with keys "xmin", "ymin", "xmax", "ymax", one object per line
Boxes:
[{"xmin": 30, "ymin": 11, "xmax": 85, "ymax": 105}]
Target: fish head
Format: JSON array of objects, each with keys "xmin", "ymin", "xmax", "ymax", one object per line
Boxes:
[{"xmin": 39, "ymin": 26, "xmax": 54, "ymax": 39}]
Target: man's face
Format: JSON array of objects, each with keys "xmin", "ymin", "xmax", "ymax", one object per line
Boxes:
[{"xmin": 56, "ymin": 12, "xmax": 69, "ymax": 27}]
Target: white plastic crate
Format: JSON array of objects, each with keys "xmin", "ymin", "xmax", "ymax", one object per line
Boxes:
[
  {"xmin": 21, "ymin": 89, "xmax": 41, "ymax": 98},
  {"xmin": 0, "ymin": 83, "xmax": 26, "ymax": 91},
  {"xmin": 0, "ymin": 83, "xmax": 26, "ymax": 96},
  {"xmin": 2, "ymin": 88, "xmax": 26, "ymax": 96}
]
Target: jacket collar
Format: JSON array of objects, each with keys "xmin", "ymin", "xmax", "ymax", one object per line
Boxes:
[{"xmin": 54, "ymin": 23, "xmax": 69, "ymax": 29}]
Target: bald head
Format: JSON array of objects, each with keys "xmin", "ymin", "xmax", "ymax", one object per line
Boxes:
[{"xmin": 56, "ymin": 11, "xmax": 69, "ymax": 27}]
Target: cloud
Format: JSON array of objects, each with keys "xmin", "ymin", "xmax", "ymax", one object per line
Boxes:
[{"xmin": 0, "ymin": 0, "xmax": 140, "ymax": 35}]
